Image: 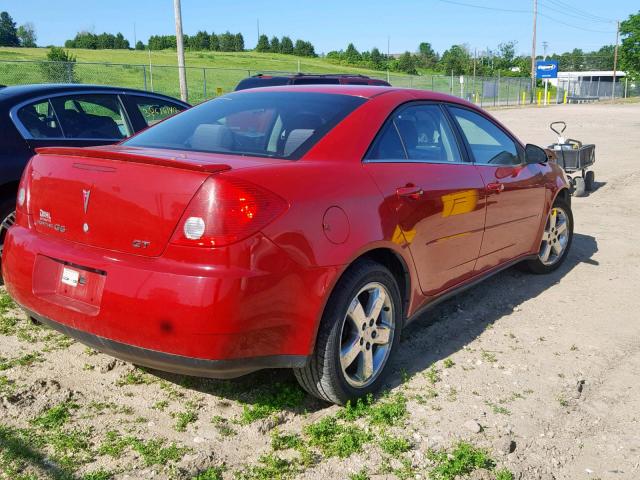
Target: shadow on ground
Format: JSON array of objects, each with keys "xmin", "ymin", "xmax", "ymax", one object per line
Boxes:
[{"xmin": 152, "ymin": 233, "xmax": 598, "ymax": 411}]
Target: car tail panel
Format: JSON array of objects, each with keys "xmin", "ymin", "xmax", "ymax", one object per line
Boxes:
[{"xmin": 28, "ymin": 150, "xmax": 215, "ymax": 257}]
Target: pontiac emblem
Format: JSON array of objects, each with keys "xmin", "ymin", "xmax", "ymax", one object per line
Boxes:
[{"xmin": 82, "ymin": 189, "xmax": 91, "ymax": 214}]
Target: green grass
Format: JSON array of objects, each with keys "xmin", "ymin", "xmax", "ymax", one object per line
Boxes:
[
  {"xmin": 304, "ymin": 416, "xmax": 372, "ymax": 458},
  {"xmin": 443, "ymin": 358, "xmax": 455, "ymax": 368},
  {"xmin": 115, "ymin": 368, "xmax": 154, "ymax": 386},
  {"xmin": 192, "ymin": 466, "xmax": 225, "ymax": 480},
  {"xmin": 379, "ymin": 435, "xmax": 411, "ymax": 455},
  {"xmin": 485, "ymin": 401, "xmax": 511, "ymax": 416},
  {"xmin": 337, "ymin": 392, "xmax": 407, "ymax": 427},
  {"xmin": 235, "ymin": 453, "xmax": 299, "ymax": 480},
  {"xmin": 271, "ymin": 430, "xmax": 303, "ymax": 451},
  {"xmin": 99, "ymin": 430, "xmax": 188, "ymax": 466},
  {"xmin": 211, "ymin": 415, "xmax": 236, "ymax": 437},
  {"xmin": 239, "ymin": 382, "xmax": 305, "ymax": 424},
  {"xmin": 31, "ymin": 402, "xmax": 77, "ymax": 430},
  {"xmin": 174, "ymin": 408, "xmax": 198, "ymax": 432},
  {"xmin": 348, "ymin": 470, "xmax": 370, "ymax": 480},
  {"xmin": 0, "ymin": 47, "xmax": 406, "ymax": 104},
  {"xmin": 0, "ymin": 351, "xmax": 43, "ymax": 371},
  {"xmin": 427, "ymin": 442, "xmax": 496, "ymax": 480},
  {"xmin": 425, "ymin": 366, "xmax": 441, "ymax": 384}
]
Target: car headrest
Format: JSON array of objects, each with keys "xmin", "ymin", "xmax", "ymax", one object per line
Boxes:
[{"xmin": 190, "ymin": 124, "xmax": 233, "ymax": 151}]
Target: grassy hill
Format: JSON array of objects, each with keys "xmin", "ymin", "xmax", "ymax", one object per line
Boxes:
[{"xmin": 0, "ymin": 48, "xmax": 411, "ymax": 102}]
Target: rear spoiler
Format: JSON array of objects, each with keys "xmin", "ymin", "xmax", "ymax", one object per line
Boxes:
[{"xmin": 34, "ymin": 146, "xmax": 231, "ymax": 174}]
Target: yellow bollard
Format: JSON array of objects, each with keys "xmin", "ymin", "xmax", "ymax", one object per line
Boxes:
[
  {"xmin": 547, "ymin": 90, "xmax": 551, "ymax": 105},
  {"xmin": 537, "ymin": 91, "xmax": 542, "ymax": 106},
  {"xmin": 521, "ymin": 91, "xmax": 526, "ymax": 104},
  {"xmin": 563, "ymin": 91, "xmax": 568, "ymax": 104}
]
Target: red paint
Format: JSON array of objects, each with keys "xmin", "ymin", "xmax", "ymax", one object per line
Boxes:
[{"xmin": 3, "ymin": 86, "xmax": 568, "ymax": 370}]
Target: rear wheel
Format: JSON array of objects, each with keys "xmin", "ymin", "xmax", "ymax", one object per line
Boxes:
[
  {"xmin": 294, "ymin": 259, "xmax": 402, "ymax": 404},
  {"xmin": 573, "ymin": 177, "xmax": 586, "ymax": 197},
  {"xmin": 521, "ymin": 198, "xmax": 573, "ymax": 274},
  {"xmin": 585, "ymin": 170, "xmax": 595, "ymax": 191}
]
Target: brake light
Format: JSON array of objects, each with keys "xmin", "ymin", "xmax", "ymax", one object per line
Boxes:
[
  {"xmin": 15, "ymin": 162, "xmax": 32, "ymax": 227},
  {"xmin": 170, "ymin": 176, "xmax": 288, "ymax": 247}
]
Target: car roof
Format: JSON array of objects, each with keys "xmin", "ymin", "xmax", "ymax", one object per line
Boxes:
[
  {"xmin": 230, "ymin": 84, "xmax": 476, "ymax": 105},
  {"xmin": 0, "ymin": 83, "xmax": 189, "ymax": 106}
]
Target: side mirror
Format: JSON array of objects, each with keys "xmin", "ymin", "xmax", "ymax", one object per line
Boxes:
[{"xmin": 525, "ymin": 144, "xmax": 548, "ymax": 164}]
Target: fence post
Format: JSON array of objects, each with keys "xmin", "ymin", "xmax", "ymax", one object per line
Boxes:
[
  {"xmin": 480, "ymin": 80, "xmax": 484, "ymax": 107},
  {"xmin": 143, "ymin": 65, "xmax": 147, "ymax": 91},
  {"xmin": 66, "ymin": 62, "xmax": 73, "ymax": 83},
  {"xmin": 203, "ymin": 68, "xmax": 207, "ymax": 99},
  {"xmin": 506, "ymin": 81, "xmax": 510, "ymax": 106},
  {"xmin": 450, "ymin": 70, "xmax": 454, "ymax": 94},
  {"xmin": 431, "ymin": 75, "xmax": 434, "ymax": 92},
  {"xmin": 625, "ymin": 77, "xmax": 628, "ymax": 98}
]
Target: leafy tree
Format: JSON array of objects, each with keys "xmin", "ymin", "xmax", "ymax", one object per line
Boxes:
[
  {"xmin": 233, "ymin": 33, "xmax": 244, "ymax": 51},
  {"xmin": 418, "ymin": 42, "xmax": 437, "ymax": 68},
  {"xmin": 280, "ymin": 36, "xmax": 294, "ymax": 54},
  {"xmin": 191, "ymin": 30, "xmax": 210, "ymax": 50},
  {"xmin": 345, "ymin": 43, "xmax": 361, "ymax": 63},
  {"xmin": 294, "ymin": 39, "xmax": 316, "ymax": 57},
  {"xmin": 0, "ymin": 11, "xmax": 19, "ymax": 46},
  {"xmin": 218, "ymin": 31, "xmax": 234, "ymax": 51},
  {"xmin": 397, "ymin": 51, "xmax": 417, "ymax": 74},
  {"xmin": 495, "ymin": 41, "xmax": 516, "ymax": 70},
  {"xmin": 41, "ymin": 47, "xmax": 76, "ymax": 82},
  {"xmin": 17, "ymin": 22, "xmax": 36, "ymax": 47},
  {"xmin": 620, "ymin": 10, "xmax": 640, "ymax": 80},
  {"xmin": 135, "ymin": 40, "xmax": 145, "ymax": 50},
  {"xmin": 270, "ymin": 36, "xmax": 280, "ymax": 53},
  {"xmin": 256, "ymin": 34, "xmax": 270, "ymax": 52},
  {"xmin": 439, "ymin": 44, "xmax": 471, "ymax": 75},
  {"xmin": 209, "ymin": 33, "xmax": 219, "ymax": 51},
  {"xmin": 370, "ymin": 47, "xmax": 385, "ymax": 69}
]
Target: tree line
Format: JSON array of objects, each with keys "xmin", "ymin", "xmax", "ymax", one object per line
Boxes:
[
  {"xmin": 0, "ymin": 11, "xmax": 36, "ymax": 47},
  {"xmin": 255, "ymin": 35, "xmax": 316, "ymax": 57},
  {"xmin": 146, "ymin": 31, "xmax": 245, "ymax": 52},
  {"xmin": 64, "ymin": 31, "xmax": 130, "ymax": 49}
]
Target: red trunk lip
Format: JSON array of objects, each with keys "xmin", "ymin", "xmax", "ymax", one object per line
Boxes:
[{"xmin": 34, "ymin": 145, "xmax": 232, "ymax": 174}]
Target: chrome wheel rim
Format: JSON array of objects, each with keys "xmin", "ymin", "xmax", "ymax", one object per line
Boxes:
[
  {"xmin": 339, "ymin": 282, "xmax": 395, "ymax": 388},
  {"xmin": 539, "ymin": 207, "xmax": 569, "ymax": 266},
  {"xmin": 0, "ymin": 210, "xmax": 16, "ymax": 258}
]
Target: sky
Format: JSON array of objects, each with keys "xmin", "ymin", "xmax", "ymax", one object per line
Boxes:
[{"xmin": 4, "ymin": 0, "xmax": 636, "ymax": 56}]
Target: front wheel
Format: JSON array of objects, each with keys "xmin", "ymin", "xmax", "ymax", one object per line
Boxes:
[
  {"xmin": 294, "ymin": 259, "xmax": 403, "ymax": 404},
  {"xmin": 521, "ymin": 198, "xmax": 573, "ymax": 274}
]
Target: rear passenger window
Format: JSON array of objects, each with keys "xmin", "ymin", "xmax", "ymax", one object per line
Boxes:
[
  {"xmin": 16, "ymin": 100, "xmax": 63, "ymax": 139},
  {"xmin": 130, "ymin": 95, "xmax": 185, "ymax": 127},
  {"xmin": 449, "ymin": 107, "xmax": 520, "ymax": 165},
  {"xmin": 366, "ymin": 103, "xmax": 463, "ymax": 163},
  {"xmin": 49, "ymin": 94, "xmax": 131, "ymax": 139}
]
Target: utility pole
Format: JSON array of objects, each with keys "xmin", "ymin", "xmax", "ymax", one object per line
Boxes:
[
  {"xmin": 387, "ymin": 36, "xmax": 390, "ymax": 83},
  {"xmin": 257, "ymin": 18, "xmax": 260, "ymax": 40},
  {"xmin": 542, "ymin": 41, "xmax": 548, "ymax": 60},
  {"xmin": 612, "ymin": 20, "xmax": 620, "ymax": 100},
  {"xmin": 174, "ymin": 0, "xmax": 188, "ymax": 102},
  {"xmin": 530, "ymin": 0, "xmax": 537, "ymax": 104}
]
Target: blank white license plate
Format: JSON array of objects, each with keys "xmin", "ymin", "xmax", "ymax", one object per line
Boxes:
[{"xmin": 61, "ymin": 267, "xmax": 79, "ymax": 287}]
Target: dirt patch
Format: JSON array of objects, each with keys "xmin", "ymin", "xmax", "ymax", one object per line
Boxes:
[{"xmin": 1, "ymin": 103, "xmax": 639, "ymax": 479}]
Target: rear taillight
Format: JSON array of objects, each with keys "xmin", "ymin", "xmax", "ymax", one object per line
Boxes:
[
  {"xmin": 15, "ymin": 162, "xmax": 32, "ymax": 227},
  {"xmin": 170, "ymin": 175, "xmax": 288, "ymax": 247}
]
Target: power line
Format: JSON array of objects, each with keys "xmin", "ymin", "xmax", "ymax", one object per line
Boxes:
[
  {"xmin": 537, "ymin": 11, "xmax": 615, "ymax": 34},
  {"xmin": 543, "ymin": 0, "xmax": 614, "ymax": 23}
]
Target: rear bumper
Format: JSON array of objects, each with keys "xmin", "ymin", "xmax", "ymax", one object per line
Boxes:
[
  {"xmin": 3, "ymin": 225, "xmax": 338, "ymax": 372},
  {"xmin": 27, "ymin": 309, "xmax": 307, "ymax": 378}
]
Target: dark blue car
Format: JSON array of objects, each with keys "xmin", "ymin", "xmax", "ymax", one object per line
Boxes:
[{"xmin": 0, "ymin": 84, "xmax": 189, "ymax": 257}]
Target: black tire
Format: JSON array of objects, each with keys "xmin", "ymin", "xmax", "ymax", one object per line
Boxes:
[
  {"xmin": 585, "ymin": 170, "xmax": 595, "ymax": 191},
  {"xmin": 0, "ymin": 197, "xmax": 16, "ymax": 284},
  {"xmin": 294, "ymin": 259, "xmax": 403, "ymax": 404},
  {"xmin": 573, "ymin": 177, "xmax": 586, "ymax": 197},
  {"xmin": 522, "ymin": 198, "xmax": 573, "ymax": 274}
]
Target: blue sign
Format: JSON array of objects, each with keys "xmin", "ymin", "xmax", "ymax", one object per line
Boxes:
[{"xmin": 536, "ymin": 60, "xmax": 558, "ymax": 79}]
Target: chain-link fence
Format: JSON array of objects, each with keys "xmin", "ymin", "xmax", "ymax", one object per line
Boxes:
[{"xmin": 0, "ymin": 59, "xmax": 636, "ymax": 106}]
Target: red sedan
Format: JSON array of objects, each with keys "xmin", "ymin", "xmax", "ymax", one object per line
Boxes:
[{"xmin": 3, "ymin": 86, "xmax": 572, "ymax": 404}]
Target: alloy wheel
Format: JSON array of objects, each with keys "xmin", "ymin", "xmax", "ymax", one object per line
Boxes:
[
  {"xmin": 339, "ymin": 282, "xmax": 395, "ymax": 388},
  {"xmin": 539, "ymin": 207, "xmax": 569, "ymax": 266}
]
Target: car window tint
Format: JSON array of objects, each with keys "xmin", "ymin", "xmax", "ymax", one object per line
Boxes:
[
  {"xmin": 124, "ymin": 92, "xmax": 366, "ymax": 160},
  {"xmin": 130, "ymin": 95, "xmax": 185, "ymax": 127},
  {"xmin": 395, "ymin": 105, "xmax": 463, "ymax": 162},
  {"xmin": 50, "ymin": 94, "xmax": 130, "ymax": 139},
  {"xmin": 17, "ymin": 100, "xmax": 63, "ymax": 139},
  {"xmin": 366, "ymin": 120, "xmax": 406, "ymax": 160},
  {"xmin": 449, "ymin": 107, "xmax": 520, "ymax": 165}
]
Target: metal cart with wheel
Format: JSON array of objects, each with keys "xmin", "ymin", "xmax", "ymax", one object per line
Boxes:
[{"xmin": 548, "ymin": 121, "xmax": 596, "ymax": 197}]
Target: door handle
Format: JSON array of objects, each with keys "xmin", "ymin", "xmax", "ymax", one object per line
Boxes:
[
  {"xmin": 486, "ymin": 182, "xmax": 505, "ymax": 193},
  {"xmin": 396, "ymin": 186, "xmax": 424, "ymax": 199}
]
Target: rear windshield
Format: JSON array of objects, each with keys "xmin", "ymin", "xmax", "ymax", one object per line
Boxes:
[
  {"xmin": 124, "ymin": 91, "xmax": 366, "ymax": 159},
  {"xmin": 234, "ymin": 77, "xmax": 290, "ymax": 91}
]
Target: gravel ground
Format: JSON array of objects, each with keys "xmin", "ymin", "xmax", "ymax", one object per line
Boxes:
[{"xmin": 1, "ymin": 101, "xmax": 639, "ymax": 480}]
